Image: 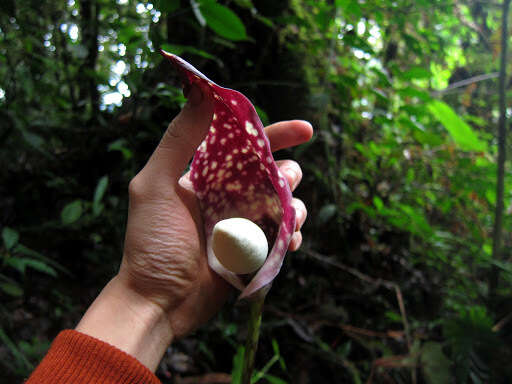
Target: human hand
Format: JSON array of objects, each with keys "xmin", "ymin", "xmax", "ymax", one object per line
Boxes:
[{"xmin": 76, "ymin": 84, "xmax": 312, "ymax": 371}]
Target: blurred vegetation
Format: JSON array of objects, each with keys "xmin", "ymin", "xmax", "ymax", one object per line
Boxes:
[{"xmin": 1, "ymin": 0, "xmax": 512, "ymax": 382}]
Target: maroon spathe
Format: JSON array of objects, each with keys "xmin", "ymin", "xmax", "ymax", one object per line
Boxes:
[{"xmin": 161, "ymin": 51, "xmax": 295, "ymax": 299}]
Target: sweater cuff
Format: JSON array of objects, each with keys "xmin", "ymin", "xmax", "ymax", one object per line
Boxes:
[{"xmin": 26, "ymin": 329, "xmax": 161, "ymax": 384}]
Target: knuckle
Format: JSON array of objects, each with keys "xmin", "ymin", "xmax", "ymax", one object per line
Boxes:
[
  {"xmin": 292, "ymin": 198, "xmax": 307, "ymax": 230},
  {"xmin": 128, "ymin": 174, "xmax": 147, "ymax": 202},
  {"xmin": 286, "ymin": 161, "xmax": 302, "ymax": 183},
  {"xmin": 292, "ymin": 198, "xmax": 307, "ymax": 214},
  {"xmin": 166, "ymin": 118, "xmax": 183, "ymax": 140},
  {"xmin": 289, "ymin": 160, "xmax": 302, "ymax": 175},
  {"xmin": 290, "ymin": 232, "xmax": 302, "ymax": 252}
]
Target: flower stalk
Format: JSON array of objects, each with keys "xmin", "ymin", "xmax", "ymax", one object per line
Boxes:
[{"xmin": 241, "ymin": 291, "xmax": 266, "ymax": 384}]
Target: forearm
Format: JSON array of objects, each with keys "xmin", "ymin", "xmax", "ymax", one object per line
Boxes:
[{"xmin": 75, "ymin": 274, "xmax": 173, "ymax": 372}]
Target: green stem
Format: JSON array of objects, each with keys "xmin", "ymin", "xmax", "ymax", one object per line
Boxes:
[{"xmin": 241, "ymin": 292, "xmax": 266, "ymax": 384}]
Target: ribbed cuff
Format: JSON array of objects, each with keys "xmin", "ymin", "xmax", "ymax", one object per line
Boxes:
[{"xmin": 25, "ymin": 330, "xmax": 161, "ymax": 384}]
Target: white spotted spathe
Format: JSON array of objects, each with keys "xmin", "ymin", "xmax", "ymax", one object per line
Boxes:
[{"xmin": 162, "ymin": 51, "xmax": 296, "ymax": 299}]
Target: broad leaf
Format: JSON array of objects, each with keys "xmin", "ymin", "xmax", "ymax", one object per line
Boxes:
[
  {"xmin": 93, "ymin": 176, "xmax": 108, "ymax": 216},
  {"xmin": 0, "ymin": 282, "xmax": 23, "ymax": 297},
  {"xmin": 93, "ymin": 176, "xmax": 109, "ymax": 205},
  {"xmin": 200, "ymin": 2, "xmax": 247, "ymax": 41},
  {"xmin": 427, "ymin": 100, "xmax": 487, "ymax": 152},
  {"xmin": 400, "ymin": 67, "xmax": 431, "ymax": 80},
  {"xmin": 2, "ymin": 227, "xmax": 19, "ymax": 251},
  {"xmin": 6, "ymin": 257, "xmax": 57, "ymax": 276},
  {"xmin": 61, "ymin": 200, "xmax": 83, "ymax": 225}
]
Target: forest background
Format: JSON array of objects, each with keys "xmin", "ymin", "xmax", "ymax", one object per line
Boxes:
[{"xmin": 1, "ymin": 0, "xmax": 512, "ymax": 383}]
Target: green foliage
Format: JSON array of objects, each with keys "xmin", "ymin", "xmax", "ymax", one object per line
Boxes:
[
  {"xmin": 2, "ymin": 227, "xmax": 19, "ymax": 251},
  {"xmin": 61, "ymin": 200, "xmax": 83, "ymax": 225},
  {"xmin": 443, "ymin": 307, "xmax": 498, "ymax": 383},
  {"xmin": 232, "ymin": 339, "xmax": 287, "ymax": 384},
  {"xmin": 420, "ymin": 342, "xmax": 451, "ymax": 384},
  {"xmin": 93, "ymin": 176, "xmax": 109, "ymax": 216},
  {"xmin": 427, "ymin": 100, "xmax": 487, "ymax": 152},
  {"xmin": 199, "ymin": 1, "xmax": 248, "ymax": 41},
  {"xmin": 0, "ymin": 328, "xmax": 33, "ymax": 373}
]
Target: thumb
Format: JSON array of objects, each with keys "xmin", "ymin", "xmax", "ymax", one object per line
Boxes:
[{"xmin": 145, "ymin": 83, "xmax": 214, "ymax": 186}]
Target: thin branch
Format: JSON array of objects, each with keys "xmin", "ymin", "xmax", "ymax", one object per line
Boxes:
[
  {"xmin": 304, "ymin": 248, "xmax": 417, "ymax": 381},
  {"xmin": 490, "ymin": 0, "xmax": 511, "ymax": 302},
  {"xmin": 302, "ymin": 247, "xmax": 396, "ymax": 290},
  {"xmin": 493, "ymin": 311, "xmax": 512, "ymax": 331},
  {"xmin": 431, "ymin": 72, "xmax": 499, "ymax": 96},
  {"xmin": 395, "ymin": 286, "xmax": 416, "ymax": 384}
]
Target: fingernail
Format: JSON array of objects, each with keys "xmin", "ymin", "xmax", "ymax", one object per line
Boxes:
[
  {"xmin": 184, "ymin": 83, "xmax": 203, "ymax": 106},
  {"xmin": 300, "ymin": 120, "xmax": 313, "ymax": 128}
]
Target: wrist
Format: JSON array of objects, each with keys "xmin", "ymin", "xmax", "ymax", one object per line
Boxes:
[{"xmin": 75, "ymin": 274, "xmax": 173, "ymax": 372}]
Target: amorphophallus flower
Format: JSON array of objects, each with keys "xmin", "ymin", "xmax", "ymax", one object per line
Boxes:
[{"xmin": 161, "ymin": 51, "xmax": 295, "ymax": 300}]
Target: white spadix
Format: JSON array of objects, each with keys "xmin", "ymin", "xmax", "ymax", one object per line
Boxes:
[{"xmin": 212, "ymin": 218, "xmax": 269, "ymax": 274}]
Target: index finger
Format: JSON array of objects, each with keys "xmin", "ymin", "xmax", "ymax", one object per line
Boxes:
[{"xmin": 264, "ymin": 120, "xmax": 313, "ymax": 152}]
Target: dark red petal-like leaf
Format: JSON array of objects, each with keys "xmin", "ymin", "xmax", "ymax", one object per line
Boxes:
[{"xmin": 162, "ymin": 51, "xmax": 295, "ymax": 299}]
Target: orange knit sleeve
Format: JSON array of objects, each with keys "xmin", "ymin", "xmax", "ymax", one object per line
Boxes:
[{"xmin": 25, "ymin": 330, "xmax": 161, "ymax": 384}]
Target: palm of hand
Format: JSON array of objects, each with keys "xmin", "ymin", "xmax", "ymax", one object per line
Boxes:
[{"xmin": 121, "ymin": 174, "xmax": 229, "ymax": 338}]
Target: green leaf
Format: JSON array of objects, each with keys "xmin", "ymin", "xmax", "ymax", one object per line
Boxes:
[
  {"xmin": 336, "ymin": 0, "xmax": 362, "ymax": 20},
  {"xmin": 398, "ymin": 204, "xmax": 433, "ymax": 236},
  {"xmin": 373, "ymin": 196, "xmax": 384, "ymax": 211},
  {"xmin": 427, "ymin": 100, "xmax": 487, "ymax": 152},
  {"xmin": 0, "ymin": 282, "xmax": 23, "ymax": 297},
  {"xmin": 398, "ymin": 87, "xmax": 432, "ymax": 102},
  {"xmin": 200, "ymin": 2, "xmax": 248, "ymax": 41},
  {"xmin": 271, "ymin": 339, "xmax": 280, "ymax": 357},
  {"xmin": 262, "ymin": 374, "xmax": 287, "ymax": 384},
  {"xmin": 6, "ymin": 257, "xmax": 57, "ymax": 277},
  {"xmin": 5, "ymin": 257, "xmax": 27, "ymax": 274},
  {"xmin": 443, "ymin": 307, "xmax": 496, "ymax": 383},
  {"xmin": 223, "ymin": 323, "xmax": 237, "ymax": 337},
  {"xmin": 0, "ymin": 328, "xmax": 32, "ymax": 370},
  {"xmin": 14, "ymin": 243, "xmax": 69, "ymax": 275},
  {"xmin": 336, "ymin": 341, "xmax": 352, "ymax": 358},
  {"xmin": 93, "ymin": 176, "xmax": 109, "ymax": 205},
  {"xmin": 400, "ymin": 67, "xmax": 431, "ymax": 80},
  {"xmin": 485, "ymin": 189, "xmax": 496, "ymax": 205},
  {"xmin": 92, "ymin": 202, "xmax": 104, "ymax": 217},
  {"xmin": 23, "ymin": 259, "xmax": 57, "ymax": 276},
  {"xmin": 61, "ymin": 200, "xmax": 83, "ymax": 225},
  {"xmin": 108, "ymin": 139, "xmax": 133, "ymax": 160},
  {"xmin": 2, "ymin": 227, "xmax": 19, "ymax": 251},
  {"xmin": 93, "ymin": 176, "xmax": 108, "ymax": 216}
]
